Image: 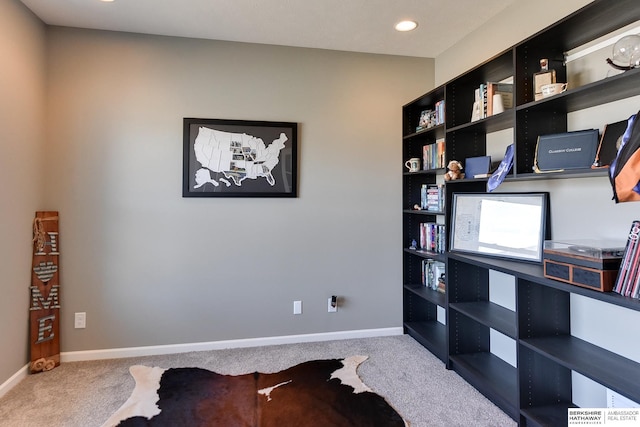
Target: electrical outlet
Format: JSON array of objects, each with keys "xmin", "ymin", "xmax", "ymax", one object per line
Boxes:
[
  {"xmin": 293, "ymin": 300, "xmax": 302, "ymax": 315},
  {"xmin": 74, "ymin": 312, "xmax": 86, "ymax": 329},
  {"xmin": 328, "ymin": 297, "xmax": 337, "ymax": 313}
]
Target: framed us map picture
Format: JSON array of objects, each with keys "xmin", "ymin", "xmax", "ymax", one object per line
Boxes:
[{"xmin": 182, "ymin": 118, "xmax": 298, "ymax": 197}]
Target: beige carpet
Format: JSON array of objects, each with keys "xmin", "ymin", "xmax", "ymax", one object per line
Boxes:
[{"xmin": 0, "ymin": 335, "xmax": 516, "ymax": 427}]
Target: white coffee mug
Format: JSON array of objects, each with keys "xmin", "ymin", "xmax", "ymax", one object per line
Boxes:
[
  {"xmin": 541, "ymin": 82, "xmax": 568, "ymax": 98},
  {"xmin": 405, "ymin": 157, "xmax": 421, "ymax": 172}
]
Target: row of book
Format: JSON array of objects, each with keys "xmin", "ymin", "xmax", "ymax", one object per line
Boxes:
[
  {"xmin": 613, "ymin": 220, "xmax": 640, "ymax": 299},
  {"xmin": 420, "ymin": 184, "xmax": 444, "ymax": 212},
  {"xmin": 471, "ymin": 81, "xmax": 513, "ymax": 122},
  {"xmin": 416, "ymin": 100, "xmax": 445, "ymax": 132},
  {"xmin": 419, "ymin": 222, "xmax": 446, "ymax": 253},
  {"xmin": 421, "ymin": 259, "xmax": 446, "ymax": 293},
  {"xmin": 422, "ymin": 139, "xmax": 445, "ymax": 170}
]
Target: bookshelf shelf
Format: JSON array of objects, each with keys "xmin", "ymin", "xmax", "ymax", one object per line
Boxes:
[
  {"xmin": 405, "ymin": 284, "xmax": 446, "ymax": 306},
  {"xmin": 521, "ymin": 336, "xmax": 640, "ymax": 404},
  {"xmin": 449, "ymin": 302, "xmax": 517, "ymax": 339},
  {"xmin": 516, "ymin": 67, "xmax": 640, "ymax": 114},
  {"xmin": 404, "ymin": 320, "xmax": 447, "ymax": 362},
  {"xmin": 404, "ymin": 249, "xmax": 445, "ymax": 262},
  {"xmin": 449, "ymin": 352, "xmax": 519, "ymax": 420},
  {"xmin": 521, "ymin": 404, "xmax": 577, "ymax": 427},
  {"xmin": 402, "ymin": 0, "xmax": 640, "ymax": 424},
  {"xmin": 403, "ymin": 209, "xmax": 445, "ymax": 216},
  {"xmin": 508, "ymin": 168, "xmax": 608, "ymax": 181},
  {"xmin": 403, "ymin": 123, "xmax": 445, "ymax": 141},
  {"xmin": 445, "ymin": 108, "xmax": 514, "ymax": 134},
  {"xmin": 402, "ymin": 169, "xmax": 444, "ymax": 177},
  {"xmin": 449, "ymin": 252, "xmax": 640, "ymax": 312}
]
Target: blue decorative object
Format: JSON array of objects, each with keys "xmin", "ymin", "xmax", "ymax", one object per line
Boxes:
[{"xmin": 487, "ymin": 144, "xmax": 514, "ymax": 192}]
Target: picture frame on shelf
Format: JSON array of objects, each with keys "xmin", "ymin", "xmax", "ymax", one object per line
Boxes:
[
  {"xmin": 183, "ymin": 118, "xmax": 298, "ymax": 198},
  {"xmin": 450, "ymin": 192, "xmax": 550, "ymax": 263}
]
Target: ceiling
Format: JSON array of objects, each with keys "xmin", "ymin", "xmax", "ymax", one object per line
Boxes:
[{"xmin": 20, "ymin": 0, "xmax": 517, "ymax": 58}]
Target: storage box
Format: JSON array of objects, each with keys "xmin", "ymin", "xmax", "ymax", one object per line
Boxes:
[{"xmin": 543, "ymin": 239, "xmax": 625, "ymax": 292}]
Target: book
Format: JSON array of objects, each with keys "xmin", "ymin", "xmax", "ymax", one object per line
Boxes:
[
  {"xmin": 624, "ymin": 241, "xmax": 640, "ymax": 297},
  {"xmin": 593, "ymin": 119, "xmax": 628, "ymax": 168},
  {"xmin": 464, "ymin": 156, "xmax": 491, "ymax": 180},
  {"xmin": 435, "ymin": 138, "xmax": 445, "ymax": 169},
  {"xmin": 417, "ymin": 109, "xmax": 433, "ymax": 131},
  {"xmin": 620, "ymin": 231, "xmax": 640, "ymax": 296},
  {"xmin": 435, "ymin": 100, "xmax": 445, "ymax": 125},
  {"xmin": 422, "ymin": 140, "xmax": 446, "ymax": 170},
  {"xmin": 471, "ymin": 88, "xmax": 481, "ymax": 122},
  {"xmin": 426, "ymin": 184, "xmax": 443, "ymax": 212},
  {"xmin": 421, "ymin": 259, "xmax": 432, "ymax": 287},
  {"xmin": 419, "ymin": 222, "xmax": 446, "ymax": 253},
  {"xmin": 429, "ymin": 261, "xmax": 445, "ymax": 290},
  {"xmin": 486, "ymin": 82, "xmax": 513, "ymax": 116},
  {"xmin": 471, "ymin": 82, "xmax": 513, "ymax": 120},
  {"xmin": 416, "ymin": 101, "xmax": 445, "ymax": 132},
  {"xmin": 480, "ymin": 83, "xmax": 487, "ymax": 119},
  {"xmin": 629, "ymin": 269, "xmax": 640, "ymax": 298},
  {"xmin": 420, "ymin": 259, "xmax": 445, "ymax": 290},
  {"xmin": 613, "ymin": 220, "xmax": 640, "ymax": 295}
]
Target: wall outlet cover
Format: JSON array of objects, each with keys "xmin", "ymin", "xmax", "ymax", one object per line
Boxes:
[
  {"xmin": 74, "ymin": 312, "xmax": 86, "ymax": 329},
  {"xmin": 328, "ymin": 297, "xmax": 337, "ymax": 312}
]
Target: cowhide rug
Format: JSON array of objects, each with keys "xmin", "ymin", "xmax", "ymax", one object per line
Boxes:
[{"xmin": 102, "ymin": 355, "xmax": 408, "ymax": 427}]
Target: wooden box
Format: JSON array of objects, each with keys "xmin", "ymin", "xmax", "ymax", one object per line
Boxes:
[{"xmin": 543, "ymin": 240, "xmax": 625, "ymax": 292}]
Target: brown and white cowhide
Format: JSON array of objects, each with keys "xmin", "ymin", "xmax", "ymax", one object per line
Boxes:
[{"xmin": 102, "ymin": 355, "xmax": 407, "ymax": 427}]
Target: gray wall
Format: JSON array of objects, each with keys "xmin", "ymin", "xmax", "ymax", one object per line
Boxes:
[
  {"xmin": 42, "ymin": 29, "xmax": 433, "ymax": 351},
  {"xmin": 1, "ymin": 1, "xmax": 433, "ymax": 386},
  {"xmin": 0, "ymin": 0, "xmax": 46, "ymax": 387}
]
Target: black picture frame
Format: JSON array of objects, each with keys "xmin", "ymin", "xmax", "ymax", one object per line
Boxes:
[
  {"xmin": 182, "ymin": 118, "xmax": 298, "ymax": 197},
  {"xmin": 450, "ymin": 192, "xmax": 551, "ymax": 263}
]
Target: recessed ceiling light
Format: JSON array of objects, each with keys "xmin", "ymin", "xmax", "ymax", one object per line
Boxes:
[
  {"xmin": 395, "ymin": 20, "xmax": 418, "ymax": 32},
  {"xmin": 100, "ymin": 0, "xmax": 115, "ymax": 2}
]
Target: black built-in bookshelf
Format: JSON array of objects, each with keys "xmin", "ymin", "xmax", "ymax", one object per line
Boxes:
[{"xmin": 402, "ymin": 1, "xmax": 640, "ymax": 425}]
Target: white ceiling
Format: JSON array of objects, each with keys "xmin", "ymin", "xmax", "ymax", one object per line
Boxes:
[{"xmin": 19, "ymin": 0, "xmax": 517, "ymax": 58}]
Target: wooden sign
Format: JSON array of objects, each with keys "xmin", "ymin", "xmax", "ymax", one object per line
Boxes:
[{"xmin": 29, "ymin": 211, "xmax": 60, "ymax": 373}]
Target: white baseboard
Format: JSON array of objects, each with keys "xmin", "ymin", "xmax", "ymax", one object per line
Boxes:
[
  {"xmin": 0, "ymin": 363, "xmax": 29, "ymax": 399},
  {"xmin": 60, "ymin": 327, "xmax": 404, "ymax": 362},
  {"xmin": 1, "ymin": 328, "xmax": 402, "ymax": 396}
]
